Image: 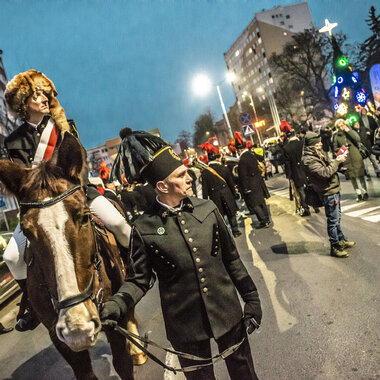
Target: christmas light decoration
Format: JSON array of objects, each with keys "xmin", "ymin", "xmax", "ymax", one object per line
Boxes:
[
  {"xmin": 334, "ymin": 102, "xmax": 339, "ymax": 110},
  {"xmin": 355, "ymin": 105, "xmax": 362, "ymax": 112},
  {"xmin": 333, "ymin": 86, "xmax": 339, "ymax": 98},
  {"xmin": 355, "ymin": 91, "xmax": 366, "ymax": 103},
  {"xmin": 347, "ymin": 114, "xmax": 358, "ymax": 124},
  {"xmin": 342, "ymin": 88, "xmax": 350, "ymax": 100},
  {"xmin": 337, "ymin": 103, "xmax": 348, "ymax": 116},
  {"xmin": 332, "ymin": 75, "xmax": 336, "ymax": 84},
  {"xmin": 338, "ymin": 57, "xmax": 348, "ymax": 67},
  {"xmin": 337, "ymin": 76, "xmax": 344, "ymax": 84},
  {"xmin": 351, "ymin": 75, "xmax": 358, "ymax": 83}
]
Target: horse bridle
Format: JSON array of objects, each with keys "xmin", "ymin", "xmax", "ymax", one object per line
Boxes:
[{"xmin": 19, "ymin": 184, "xmax": 104, "ymax": 312}]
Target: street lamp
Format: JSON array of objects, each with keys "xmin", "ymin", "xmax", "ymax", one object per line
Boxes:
[
  {"xmin": 257, "ymin": 86, "xmax": 281, "ymax": 136},
  {"xmin": 192, "ymin": 72, "xmax": 234, "ymax": 138}
]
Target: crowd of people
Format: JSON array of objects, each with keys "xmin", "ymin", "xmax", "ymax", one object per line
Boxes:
[{"xmin": 1, "ymin": 67, "xmax": 379, "ymax": 379}]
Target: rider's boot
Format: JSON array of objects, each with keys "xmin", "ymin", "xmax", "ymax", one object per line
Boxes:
[{"xmin": 15, "ymin": 279, "xmax": 40, "ymax": 332}]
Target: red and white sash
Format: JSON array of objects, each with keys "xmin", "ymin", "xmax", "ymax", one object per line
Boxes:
[{"xmin": 32, "ymin": 118, "xmax": 58, "ymax": 168}]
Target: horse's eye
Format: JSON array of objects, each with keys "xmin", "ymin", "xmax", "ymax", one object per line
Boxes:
[{"xmin": 80, "ymin": 214, "xmax": 90, "ymax": 226}]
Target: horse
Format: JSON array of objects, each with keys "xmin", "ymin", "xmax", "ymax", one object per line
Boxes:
[{"xmin": 0, "ymin": 133, "xmax": 147, "ymax": 380}]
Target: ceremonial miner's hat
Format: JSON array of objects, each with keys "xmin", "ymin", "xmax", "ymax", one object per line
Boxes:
[
  {"xmin": 4, "ymin": 69, "xmax": 71, "ymax": 135},
  {"xmin": 111, "ymin": 128, "xmax": 182, "ymax": 186},
  {"xmin": 198, "ymin": 136, "xmax": 220, "ymax": 161},
  {"xmin": 233, "ymin": 131, "xmax": 246, "ymax": 150}
]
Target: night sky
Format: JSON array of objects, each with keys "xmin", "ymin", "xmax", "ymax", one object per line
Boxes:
[{"xmin": 0, "ymin": 0, "xmax": 374, "ymax": 148}]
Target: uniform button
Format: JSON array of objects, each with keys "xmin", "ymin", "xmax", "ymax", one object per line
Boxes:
[
  {"xmin": 171, "ymin": 264, "xmax": 176, "ymax": 268},
  {"xmin": 195, "ymin": 258, "xmax": 200, "ymax": 263},
  {"xmin": 181, "ymin": 220, "xmax": 185, "ymax": 225},
  {"xmin": 155, "ymin": 249, "xmax": 159, "ymax": 254},
  {"xmin": 216, "ymin": 231, "xmax": 219, "ymax": 235},
  {"xmin": 160, "ymin": 255, "xmax": 164, "ymax": 259},
  {"xmin": 215, "ymin": 246, "xmax": 218, "ymax": 249},
  {"xmin": 150, "ymin": 245, "xmax": 154, "ymax": 248},
  {"xmin": 189, "ymin": 238, "xmax": 193, "ymax": 243},
  {"xmin": 200, "ymin": 278, "xmax": 205, "ymax": 283},
  {"xmin": 29, "ymin": 157, "xmax": 33, "ymax": 161},
  {"xmin": 215, "ymin": 239, "xmax": 218, "ymax": 242},
  {"xmin": 203, "ymin": 287, "xmax": 208, "ymax": 293},
  {"xmin": 184, "ymin": 229, "xmax": 189, "ymax": 234},
  {"xmin": 166, "ymin": 261, "xmax": 170, "ymax": 265},
  {"xmin": 198, "ymin": 268, "xmax": 203, "ymax": 273},
  {"xmin": 193, "ymin": 247, "xmax": 197, "ymax": 252},
  {"xmin": 178, "ymin": 212, "xmax": 182, "ymax": 216},
  {"xmin": 214, "ymin": 251, "xmax": 218, "ymax": 255},
  {"xmin": 36, "ymin": 133, "xmax": 40, "ymax": 137}
]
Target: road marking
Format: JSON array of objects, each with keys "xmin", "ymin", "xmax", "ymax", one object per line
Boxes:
[
  {"xmin": 341, "ymin": 203, "xmax": 363, "ymax": 212},
  {"xmin": 362, "ymin": 214, "xmax": 380, "ymax": 223},
  {"xmin": 345, "ymin": 206, "xmax": 380, "ymax": 217},
  {"xmin": 244, "ymin": 218, "xmax": 298, "ymax": 333}
]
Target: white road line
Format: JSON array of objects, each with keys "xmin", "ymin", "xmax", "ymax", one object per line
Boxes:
[
  {"xmin": 244, "ymin": 218, "xmax": 298, "ymax": 333},
  {"xmin": 362, "ymin": 214, "xmax": 380, "ymax": 223},
  {"xmin": 345, "ymin": 206, "xmax": 380, "ymax": 218},
  {"xmin": 341, "ymin": 203, "xmax": 363, "ymax": 212}
]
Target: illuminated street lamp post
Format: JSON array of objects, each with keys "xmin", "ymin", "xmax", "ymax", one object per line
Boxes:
[
  {"xmin": 192, "ymin": 73, "xmax": 235, "ymax": 138},
  {"xmin": 257, "ymin": 86, "xmax": 281, "ymax": 136}
]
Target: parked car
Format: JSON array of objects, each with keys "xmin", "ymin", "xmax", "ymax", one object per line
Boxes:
[{"xmin": 0, "ymin": 231, "xmax": 20, "ymax": 305}]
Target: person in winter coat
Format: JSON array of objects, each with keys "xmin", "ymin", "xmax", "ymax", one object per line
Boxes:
[
  {"xmin": 333, "ymin": 119, "xmax": 368, "ymax": 201},
  {"xmin": 352, "ymin": 121, "xmax": 380, "ymax": 177},
  {"xmin": 302, "ymin": 132, "xmax": 356, "ymax": 258},
  {"xmin": 359, "ymin": 108, "xmax": 378, "ymax": 143}
]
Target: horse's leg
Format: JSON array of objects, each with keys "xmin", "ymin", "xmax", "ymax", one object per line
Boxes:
[
  {"xmin": 127, "ymin": 309, "xmax": 148, "ymax": 365},
  {"xmin": 106, "ymin": 319, "xmax": 134, "ymax": 380},
  {"xmin": 49, "ymin": 330, "xmax": 98, "ymax": 380}
]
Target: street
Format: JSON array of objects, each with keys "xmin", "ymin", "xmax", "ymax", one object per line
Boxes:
[{"xmin": 0, "ymin": 172, "xmax": 379, "ymax": 380}]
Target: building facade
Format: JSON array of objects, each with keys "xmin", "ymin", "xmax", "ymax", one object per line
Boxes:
[{"xmin": 224, "ymin": 2, "xmax": 314, "ymax": 136}]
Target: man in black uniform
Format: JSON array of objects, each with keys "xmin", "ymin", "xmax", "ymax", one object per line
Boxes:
[
  {"xmin": 283, "ymin": 129, "xmax": 311, "ymax": 216},
  {"xmin": 200, "ymin": 144, "xmax": 241, "ymax": 238},
  {"xmin": 234, "ymin": 133, "xmax": 271, "ymax": 228},
  {"xmin": 102, "ymin": 129, "xmax": 262, "ymax": 380}
]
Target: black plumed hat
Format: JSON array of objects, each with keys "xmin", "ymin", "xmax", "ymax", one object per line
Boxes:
[{"xmin": 110, "ymin": 128, "xmax": 182, "ymax": 186}]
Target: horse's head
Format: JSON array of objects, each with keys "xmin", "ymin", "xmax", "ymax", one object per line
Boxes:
[{"xmin": 0, "ymin": 133, "xmax": 101, "ymax": 352}]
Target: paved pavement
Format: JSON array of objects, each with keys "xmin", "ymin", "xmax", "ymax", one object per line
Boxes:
[{"xmin": 0, "ymin": 171, "xmax": 379, "ymax": 380}]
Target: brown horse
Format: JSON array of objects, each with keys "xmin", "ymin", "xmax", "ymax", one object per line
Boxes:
[{"xmin": 0, "ymin": 133, "xmax": 146, "ymax": 380}]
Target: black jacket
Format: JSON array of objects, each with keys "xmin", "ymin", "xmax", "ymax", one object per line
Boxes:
[
  {"xmin": 201, "ymin": 162, "xmax": 238, "ymax": 217},
  {"xmin": 283, "ymin": 138, "xmax": 307, "ymax": 187},
  {"xmin": 115, "ymin": 197, "xmax": 259, "ymax": 344},
  {"xmin": 237, "ymin": 150, "xmax": 270, "ymax": 205}
]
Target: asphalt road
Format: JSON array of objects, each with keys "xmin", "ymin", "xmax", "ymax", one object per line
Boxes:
[{"xmin": 0, "ymin": 172, "xmax": 379, "ymax": 380}]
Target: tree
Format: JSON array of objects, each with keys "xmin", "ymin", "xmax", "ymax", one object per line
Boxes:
[
  {"xmin": 360, "ymin": 6, "xmax": 380, "ymax": 72},
  {"xmin": 270, "ymin": 29, "xmax": 350, "ymax": 120},
  {"xmin": 174, "ymin": 130, "xmax": 192, "ymax": 152},
  {"xmin": 192, "ymin": 109, "xmax": 215, "ymax": 148}
]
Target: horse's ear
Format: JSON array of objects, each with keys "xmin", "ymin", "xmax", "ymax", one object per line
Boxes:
[
  {"xmin": 55, "ymin": 132, "xmax": 85, "ymax": 181},
  {"xmin": 0, "ymin": 160, "xmax": 27, "ymax": 198}
]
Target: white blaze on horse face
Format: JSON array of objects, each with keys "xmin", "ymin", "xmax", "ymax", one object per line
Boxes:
[{"xmin": 38, "ymin": 200, "xmax": 97, "ymax": 351}]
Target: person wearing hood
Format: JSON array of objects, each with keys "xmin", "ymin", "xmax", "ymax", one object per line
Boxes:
[{"xmin": 302, "ymin": 132, "xmax": 356, "ymax": 258}]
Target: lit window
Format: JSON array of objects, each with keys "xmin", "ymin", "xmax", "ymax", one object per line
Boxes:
[
  {"xmin": 235, "ymin": 50, "xmax": 240, "ymax": 57},
  {"xmin": 289, "ymin": 25, "xmax": 293, "ymax": 29},
  {"xmin": 283, "ymin": 32, "xmax": 287, "ymax": 36},
  {"xmin": 258, "ymin": 37, "xmax": 262, "ymax": 44},
  {"xmin": 286, "ymin": 15, "xmax": 290, "ymax": 19},
  {"xmin": 280, "ymin": 21, "xmax": 284, "ymax": 25}
]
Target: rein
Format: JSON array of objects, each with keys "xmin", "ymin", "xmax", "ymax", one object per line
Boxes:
[
  {"xmin": 20, "ymin": 184, "xmax": 104, "ymax": 312},
  {"xmin": 102, "ymin": 322, "xmax": 248, "ymax": 374}
]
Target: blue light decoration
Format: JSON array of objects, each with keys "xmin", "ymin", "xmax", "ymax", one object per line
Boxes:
[
  {"xmin": 334, "ymin": 102, "xmax": 339, "ymax": 110},
  {"xmin": 353, "ymin": 72, "xmax": 359, "ymax": 79},
  {"xmin": 333, "ymin": 86, "xmax": 339, "ymax": 98},
  {"xmin": 355, "ymin": 91, "xmax": 366, "ymax": 103},
  {"xmin": 337, "ymin": 76, "xmax": 344, "ymax": 84},
  {"xmin": 351, "ymin": 75, "xmax": 358, "ymax": 83}
]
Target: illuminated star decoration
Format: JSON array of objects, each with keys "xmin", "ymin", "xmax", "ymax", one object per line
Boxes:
[{"xmin": 318, "ymin": 19, "xmax": 338, "ymax": 36}]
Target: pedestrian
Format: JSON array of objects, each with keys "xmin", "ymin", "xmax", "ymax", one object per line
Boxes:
[
  {"xmin": 333, "ymin": 119, "xmax": 368, "ymax": 201},
  {"xmin": 101, "ymin": 128, "xmax": 262, "ymax": 380},
  {"xmin": 352, "ymin": 121, "xmax": 380, "ymax": 178},
  {"xmin": 235, "ymin": 132, "xmax": 271, "ymax": 229},
  {"xmin": 302, "ymin": 132, "xmax": 356, "ymax": 258},
  {"xmin": 359, "ymin": 108, "xmax": 378, "ymax": 143},
  {"xmin": 283, "ymin": 129, "xmax": 311, "ymax": 216},
  {"xmin": 199, "ymin": 141, "xmax": 241, "ymax": 238},
  {"xmin": 3, "ymin": 69, "xmax": 132, "ymax": 331}
]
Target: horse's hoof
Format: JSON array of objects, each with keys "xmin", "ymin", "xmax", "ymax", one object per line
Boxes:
[{"xmin": 132, "ymin": 353, "xmax": 148, "ymax": 366}]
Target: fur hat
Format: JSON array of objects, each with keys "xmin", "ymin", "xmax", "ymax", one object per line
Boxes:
[
  {"xmin": 4, "ymin": 69, "xmax": 71, "ymax": 135},
  {"xmin": 279, "ymin": 120, "xmax": 292, "ymax": 133},
  {"xmin": 304, "ymin": 131, "xmax": 321, "ymax": 147}
]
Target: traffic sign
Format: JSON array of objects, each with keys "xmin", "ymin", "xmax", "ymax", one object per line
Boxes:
[
  {"xmin": 243, "ymin": 124, "xmax": 256, "ymax": 136},
  {"xmin": 240, "ymin": 112, "xmax": 253, "ymax": 125}
]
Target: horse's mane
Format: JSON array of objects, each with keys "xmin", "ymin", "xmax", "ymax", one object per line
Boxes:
[{"xmin": 20, "ymin": 161, "xmax": 70, "ymax": 199}]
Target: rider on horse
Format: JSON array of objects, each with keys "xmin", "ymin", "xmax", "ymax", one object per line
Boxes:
[{"xmin": 3, "ymin": 69, "xmax": 132, "ymax": 332}]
